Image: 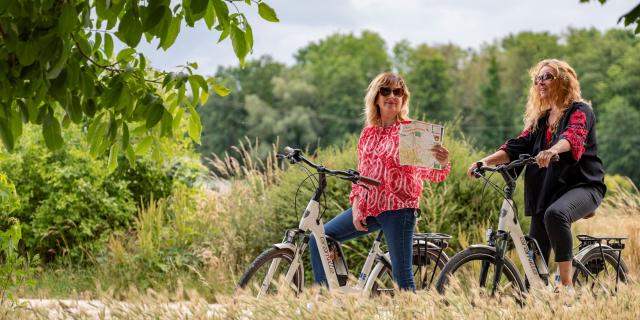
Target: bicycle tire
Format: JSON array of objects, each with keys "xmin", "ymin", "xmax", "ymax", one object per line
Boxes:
[
  {"xmin": 237, "ymin": 247, "xmax": 303, "ymax": 297},
  {"xmin": 435, "ymin": 246, "xmax": 526, "ymax": 299},
  {"xmin": 573, "ymin": 247, "xmax": 629, "ymax": 295},
  {"xmin": 370, "ymin": 244, "xmax": 449, "ymax": 295}
]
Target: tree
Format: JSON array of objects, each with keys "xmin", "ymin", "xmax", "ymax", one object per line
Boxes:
[
  {"xmin": 0, "ymin": 0, "xmax": 279, "ymax": 170},
  {"xmin": 295, "ymin": 31, "xmax": 391, "ymax": 144},
  {"xmin": 197, "ymin": 55, "xmax": 285, "ymax": 157},
  {"xmin": 473, "ymin": 52, "xmax": 515, "ymax": 149},
  {"xmin": 402, "ymin": 44, "xmax": 453, "ymax": 122},
  {"xmin": 598, "ymin": 96, "xmax": 640, "ymax": 184}
]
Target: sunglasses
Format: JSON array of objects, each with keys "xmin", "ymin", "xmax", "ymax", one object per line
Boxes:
[
  {"xmin": 379, "ymin": 86, "xmax": 405, "ymax": 97},
  {"xmin": 534, "ymin": 72, "xmax": 556, "ymax": 85}
]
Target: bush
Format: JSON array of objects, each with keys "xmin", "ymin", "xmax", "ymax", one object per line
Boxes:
[
  {"xmin": 0, "ymin": 125, "xmax": 206, "ymax": 264},
  {"xmin": 0, "ymin": 173, "xmax": 19, "ymax": 215},
  {"xmin": 0, "ymin": 127, "xmax": 137, "ymax": 263}
]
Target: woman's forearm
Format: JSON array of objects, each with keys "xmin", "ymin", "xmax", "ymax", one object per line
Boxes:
[
  {"xmin": 480, "ymin": 150, "xmax": 511, "ymax": 166},
  {"xmin": 549, "ymin": 139, "xmax": 571, "ymax": 154}
]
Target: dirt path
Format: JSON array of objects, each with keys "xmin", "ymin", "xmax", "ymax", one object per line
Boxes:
[{"xmin": 16, "ymin": 299, "xmax": 226, "ymax": 319}]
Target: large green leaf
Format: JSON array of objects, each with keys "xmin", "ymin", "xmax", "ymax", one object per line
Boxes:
[
  {"xmin": 135, "ymin": 135, "xmax": 154, "ymax": 155},
  {"xmin": 117, "ymin": 10, "xmax": 143, "ymax": 47},
  {"xmin": 188, "ymin": 108, "xmax": 202, "ymax": 144},
  {"xmin": 204, "ymin": 1, "xmax": 217, "ymax": 29},
  {"xmin": 104, "ymin": 33, "xmax": 114, "ymax": 58},
  {"xmin": 47, "ymin": 42, "xmax": 70, "ymax": 79},
  {"xmin": 116, "ymin": 48, "xmax": 136, "ymax": 62},
  {"xmin": 244, "ymin": 20, "xmax": 254, "ymax": 51},
  {"xmin": 58, "ymin": 4, "xmax": 78, "ymax": 35},
  {"xmin": 258, "ymin": 2, "xmax": 279, "ymax": 22},
  {"xmin": 68, "ymin": 95, "xmax": 83, "ymax": 124},
  {"xmin": 230, "ymin": 25, "xmax": 247, "ymax": 65},
  {"xmin": 190, "ymin": 0, "xmax": 208, "ymax": 17},
  {"xmin": 142, "ymin": 5, "xmax": 169, "ymax": 31},
  {"xmin": 146, "ymin": 103, "xmax": 165, "ymax": 129},
  {"xmin": 211, "ymin": 82, "xmax": 230, "ymax": 97},
  {"xmin": 159, "ymin": 16, "xmax": 180, "ymax": 50},
  {"xmin": 42, "ymin": 108, "xmax": 64, "ymax": 150},
  {"xmin": 0, "ymin": 117, "xmax": 15, "ymax": 151},
  {"xmin": 212, "ymin": 0, "xmax": 230, "ymax": 28},
  {"xmin": 107, "ymin": 143, "xmax": 120, "ymax": 172}
]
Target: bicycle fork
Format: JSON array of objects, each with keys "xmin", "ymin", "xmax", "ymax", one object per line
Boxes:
[{"xmin": 480, "ymin": 229, "xmax": 509, "ymax": 296}]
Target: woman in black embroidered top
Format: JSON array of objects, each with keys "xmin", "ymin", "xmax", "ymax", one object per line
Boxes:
[{"xmin": 467, "ymin": 59, "xmax": 606, "ymax": 292}]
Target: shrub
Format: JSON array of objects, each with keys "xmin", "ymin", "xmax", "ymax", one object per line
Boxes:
[
  {"xmin": 0, "ymin": 173, "xmax": 19, "ymax": 215},
  {"xmin": 0, "ymin": 125, "xmax": 206, "ymax": 264}
]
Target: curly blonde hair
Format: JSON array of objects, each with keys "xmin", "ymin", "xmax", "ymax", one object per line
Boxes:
[
  {"xmin": 523, "ymin": 59, "xmax": 586, "ymax": 132},
  {"xmin": 364, "ymin": 72, "xmax": 411, "ymax": 127}
]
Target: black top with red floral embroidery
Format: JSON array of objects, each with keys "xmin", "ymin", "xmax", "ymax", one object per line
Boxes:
[{"xmin": 499, "ymin": 101, "xmax": 606, "ymax": 216}]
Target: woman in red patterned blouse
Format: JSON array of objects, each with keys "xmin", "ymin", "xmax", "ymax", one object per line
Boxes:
[
  {"xmin": 467, "ymin": 59, "xmax": 607, "ymax": 294},
  {"xmin": 309, "ymin": 72, "xmax": 451, "ymax": 291}
]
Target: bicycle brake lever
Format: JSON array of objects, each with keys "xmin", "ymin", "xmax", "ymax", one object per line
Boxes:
[{"xmin": 473, "ymin": 162, "xmax": 484, "ymax": 178}]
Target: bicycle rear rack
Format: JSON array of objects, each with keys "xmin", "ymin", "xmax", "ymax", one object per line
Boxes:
[
  {"xmin": 412, "ymin": 233, "xmax": 452, "ymax": 289},
  {"xmin": 576, "ymin": 234, "xmax": 627, "ymax": 291}
]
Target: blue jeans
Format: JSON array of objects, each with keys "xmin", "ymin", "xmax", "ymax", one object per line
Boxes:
[{"xmin": 308, "ymin": 208, "xmax": 417, "ymax": 291}]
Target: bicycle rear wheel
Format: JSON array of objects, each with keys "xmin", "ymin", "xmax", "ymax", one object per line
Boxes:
[
  {"xmin": 370, "ymin": 244, "xmax": 448, "ymax": 295},
  {"xmin": 237, "ymin": 247, "xmax": 303, "ymax": 297},
  {"xmin": 435, "ymin": 246, "xmax": 526, "ymax": 301},
  {"xmin": 573, "ymin": 248, "xmax": 628, "ymax": 295}
]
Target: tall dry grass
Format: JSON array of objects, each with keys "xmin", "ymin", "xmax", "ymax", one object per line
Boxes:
[
  {"xmin": 574, "ymin": 186, "xmax": 640, "ymax": 273},
  {"xmin": 4, "ymin": 279, "xmax": 640, "ymax": 319}
]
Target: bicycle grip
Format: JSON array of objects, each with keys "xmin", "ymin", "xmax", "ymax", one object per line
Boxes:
[
  {"xmin": 473, "ymin": 161, "xmax": 484, "ymax": 178},
  {"xmin": 284, "ymin": 146, "xmax": 295, "ymax": 156},
  {"xmin": 359, "ymin": 175, "xmax": 381, "ymax": 186}
]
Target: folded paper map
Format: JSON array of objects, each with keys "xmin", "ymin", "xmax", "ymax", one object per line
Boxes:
[{"xmin": 399, "ymin": 121, "xmax": 445, "ymax": 169}]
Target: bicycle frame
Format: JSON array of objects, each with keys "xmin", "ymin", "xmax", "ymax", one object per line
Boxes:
[
  {"xmin": 258, "ymin": 171, "xmax": 391, "ymax": 296},
  {"xmin": 488, "ymin": 198, "xmax": 550, "ymax": 288},
  {"xmin": 474, "ymin": 156, "xmax": 625, "ymax": 295}
]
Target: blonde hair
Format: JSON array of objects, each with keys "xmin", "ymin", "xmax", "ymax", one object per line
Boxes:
[
  {"xmin": 523, "ymin": 59, "xmax": 585, "ymax": 132},
  {"xmin": 364, "ymin": 72, "xmax": 411, "ymax": 127}
]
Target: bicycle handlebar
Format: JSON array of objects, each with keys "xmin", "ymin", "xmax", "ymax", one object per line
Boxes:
[
  {"xmin": 473, "ymin": 153, "xmax": 560, "ymax": 178},
  {"xmin": 279, "ymin": 146, "xmax": 381, "ymax": 186}
]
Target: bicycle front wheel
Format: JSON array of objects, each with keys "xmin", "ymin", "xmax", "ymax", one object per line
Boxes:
[
  {"xmin": 573, "ymin": 248, "xmax": 628, "ymax": 295},
  {"xmin": 237, "ymin": 247, "xmax": 303, "ymax": 297},
  {"xmin": 435, "ymin": 246, "xmax": 526, "ymax": 300}
]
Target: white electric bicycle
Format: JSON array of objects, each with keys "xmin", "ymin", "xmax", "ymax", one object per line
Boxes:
[
  {"xmin": 435, "ymin": 154, "xmax": 629, "ymax": 300},
  {"xmin": 237, "ymin": 147, "xmax": 451, "ymax": 297}
]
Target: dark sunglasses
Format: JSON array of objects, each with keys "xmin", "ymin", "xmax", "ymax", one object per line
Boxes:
[
  {"xmin": 534, "ymin": 72, "xmax": 556, "ymax": 85},
  {"xmin": 379, "ymin": 86, "xmax": 405, "ymax": 97}
]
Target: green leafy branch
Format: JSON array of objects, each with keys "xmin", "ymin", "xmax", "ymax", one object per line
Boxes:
[{"xmin": 0, "ymin": 0, "xmax": 278, "ymax": 171}]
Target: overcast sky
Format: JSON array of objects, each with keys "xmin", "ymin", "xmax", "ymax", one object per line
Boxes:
[{"xmin": 136, "ymin": 0, "xmax": 638, "ymax": 75}]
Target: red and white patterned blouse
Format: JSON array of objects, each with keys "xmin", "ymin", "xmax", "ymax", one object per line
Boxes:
[{"xmin": 349, "ymin": 120, "xmax": 451, "ymax": 221}]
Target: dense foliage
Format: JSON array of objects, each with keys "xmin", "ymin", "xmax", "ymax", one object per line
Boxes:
[
  {"xmin": 0, "ymin": 0, "xmax": 278, "ymax": 167},
  {"xmin": 0, "ymin": 125, "xmax": 205, "ymax": 263}
]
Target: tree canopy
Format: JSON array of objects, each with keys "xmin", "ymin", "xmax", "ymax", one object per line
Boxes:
[
  {"xmin": 0, "ymin": 0, "xmax": 278, "ymax": 170},
  {"xmin": 197, "ymin": 28, "xmax": 640, "ymax": 185}
]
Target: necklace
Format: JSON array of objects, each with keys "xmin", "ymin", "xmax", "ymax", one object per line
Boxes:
[{"xmin": 547, "ymin": 109, "xmax": 564, "ymax": 134}]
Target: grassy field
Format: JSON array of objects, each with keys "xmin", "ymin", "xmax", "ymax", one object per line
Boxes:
[{"xmin": 2, "ymin": 139, "xmax": 638, "ymax": 318}]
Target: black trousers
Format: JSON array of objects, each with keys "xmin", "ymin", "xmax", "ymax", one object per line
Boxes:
[{"xmin": 529, "ymin": 186, "xmax": 603, "ymax": 263}]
